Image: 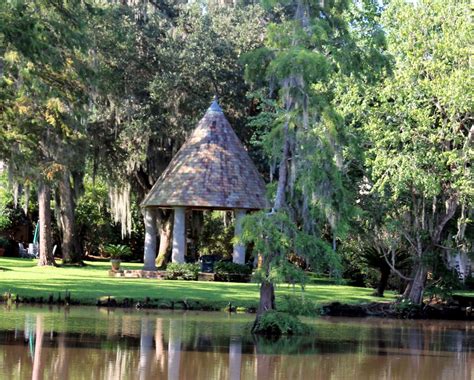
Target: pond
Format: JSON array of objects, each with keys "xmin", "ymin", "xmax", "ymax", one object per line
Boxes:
[{"xmin": 0, "ymin": 306, "xmax": 472, "ymax": 379}]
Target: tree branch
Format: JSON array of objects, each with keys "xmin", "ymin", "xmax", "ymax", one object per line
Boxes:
[
  {"xmin": 382, "ymin": 249, "xmax": 412, "ymax": 281},
  {"xmin": 432, "ymin": 194, "xmax": 458, "ymax": 244}
]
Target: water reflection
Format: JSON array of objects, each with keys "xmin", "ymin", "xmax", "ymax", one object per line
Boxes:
[
  {"xmin": 32, "ymin": 314, "xmax": 44, "ymax": 380},
  {"xmin": 0, "ymin": 306, "xmax": 472, "ymax": 380},
  {"xmin": 139, "ymin": 317, "xmax": 153, "ymax": 380},
  {"xmin": 168, "ymin": 319, "xmax": 181, "ymax": 380},
  {"xmin": 229, "ymin": 336, "xmax": 242, "ymax": 380}
]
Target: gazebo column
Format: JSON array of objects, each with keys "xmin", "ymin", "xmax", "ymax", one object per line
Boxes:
[
  {"xmin": 172, "ymin": 207, "xmax": 186, "ymax": 263},
  {"xmin": 232, "ymin": 209, "xmax": 246, "ymax": 264},
  {"xmin": 143, "ymin": 208, "xmax": 157, "ymax": 271}
]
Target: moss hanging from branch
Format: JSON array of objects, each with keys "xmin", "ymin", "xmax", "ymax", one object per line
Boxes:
[{"xmin": 108, "ymin": 183, "xmax": 132, "ymax": 238}]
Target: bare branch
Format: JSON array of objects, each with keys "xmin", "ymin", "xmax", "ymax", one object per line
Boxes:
[{"xmin": 382, "ymin": 249, "xmax": 412, "ymax": 281}]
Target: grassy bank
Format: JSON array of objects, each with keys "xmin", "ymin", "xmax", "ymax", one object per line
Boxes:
[{"xmin": 0, "ymin": 257, "xmax": 395, "ymax": 311}]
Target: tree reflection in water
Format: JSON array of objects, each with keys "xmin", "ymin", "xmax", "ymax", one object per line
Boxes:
[
  {"xmin": 0, "ymin": 308, "xmax": 472, "ymax": 380},
  {"xmin": 139, "ymin": 317, "xmax": 153, "ymax": 380},
  {"xmin": 32, "ymin": 314, "xmax": 44, "ymax": 380},
  {"xmin": 229, "ymin": 336, "xmax": 242, "ymax": 380},
  {"xmin": 167, "ymin": 318, "xmax": 182, "ymax": 380}
]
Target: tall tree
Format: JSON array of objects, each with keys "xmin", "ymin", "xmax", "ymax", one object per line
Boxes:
[
  {"xmin": 241, "ymin": 0, "xmax": 388, "ymax": 321},
  {"xmin": 364, "ymin": 0, "xmax": 472, "ymax": 303},
  {"xmin": 0, "ymin": 0, "xmax": 91, "ymax": 264}
]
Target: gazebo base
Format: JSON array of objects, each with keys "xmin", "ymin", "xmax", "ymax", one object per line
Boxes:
[
  {"xmin": 198, "ymin": 272, "xmax": 216, "ymax": 281},
  {"xmin": 108, "ymin": 269, "xmax": 167, "ymax": 279}
]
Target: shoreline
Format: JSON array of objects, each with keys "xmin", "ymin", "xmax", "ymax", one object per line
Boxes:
[{"xmin": 2, "ymin": 293, "xmax": 473, "ymax": 321}]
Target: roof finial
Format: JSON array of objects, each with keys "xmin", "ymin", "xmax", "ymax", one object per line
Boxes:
[{"xmin": 208, "ymin": 95, "xmax": 223, "ymax": 113}]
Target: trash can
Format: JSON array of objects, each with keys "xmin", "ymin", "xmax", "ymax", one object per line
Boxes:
[{"xmin": 200, "ymin": 255, "xmax": 217, "ymax": 273}]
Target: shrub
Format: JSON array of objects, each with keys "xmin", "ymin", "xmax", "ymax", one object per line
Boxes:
[
  {"xmin": 278, "ymin": 294, "xmax": 321, "ymax": 317},
  {"xmin": 0, "ymin": 237, "xmax": 8, "ymax": 248},
  {"xmin": 215, "ymin": 262, "xmax": 252, "ymax": 275},
  {"xmin": 75, "ymin": 178, "xmax": 146, "ymax": 258},
  {"xmin": 165, "ymin": 263, "xmax": 199, "ymax": 281},
  {"xmin": 252, "ymin": 311, "xmax": 312, "ymax": 336},
  {"xmin": 214, "ymin": 262, "xmax": 252, "ymax": 282},
  {"xmin": 0, "ymin": 175, "xmax": 28, "ymax": 235},
  {"xmin": 214, "ymin": 261, "xmax": 252, "ymax": 282},
  {"xmin": 464, "ymin": 276, "xmax": 474, "ymax": 290},
  {"xmin": 394, "ymin": 298, "xmax": 422, "ymax": 318},
  {"xmin": 103, "ymin": 244, "xmax": 132, "ymax": 260}
]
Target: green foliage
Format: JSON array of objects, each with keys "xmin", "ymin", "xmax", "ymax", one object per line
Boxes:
[
  {"xmin": 394, "ymin": 299, "xmax": 422, "ymax": 319},
  {"xmin": 242, "ymin": 211, "xmax": 340, "ymax": 285},
  {"xmin": 0, "ymin": 172, "xmax": 12, "ymax": 230},
  {"xmin": 165, "ymin": 263, "xmax": 200, "ymax": 281},
  {"xmin": 278, "ymin": 294, "xmax": 321, "ymax": 317},
  {"xmin": 360, "ymin": 0, "xmax": 473, "ymax": 302},
  {"xmin": 267, "ymin": 48, "xmax": 329, "ymax": 84},
  {"xmin": 367, "ymin": 0, "xmax": 472, "ymax": 199},
  {"xmin": 214, "ymin": 262, "xmax": 252, "ymax": 276},
  {"xmin": 0, "ymin": 172, "xmax": 26, "ymax": 234},
  {"xmin": 252, "ymin": 335, "xmax": 314, "ymax": 355},
  {"xmin": 464, "ymin": 277, "xmax": 474, "ymax": 291},
  {"xmin": 75, "ymin": 178, "xmax": 120, "ymax": 255},
  {"xmin": 0, "ymin": 188, "xmax": 13, "ymax": 231},
  {"xmin": 242, "ymin": 47, "xmax": 274, "ymax": 85},
  {"xmin": 214, "ymin": 262, "xmax": 252, "ymax": 282},
  {"xmin": 0, "ymin": 236, "xmax": 8, "ymax": 248},
  {"xmin": 424, "ymin": 253, "xmax": 464, "ymax": 301},
  {"xmin": 252, "ymin": 310, "xmax": 312, "ymax": 336},
  {"xmin": 102, "ymin": 244, "xmax": 132, "ymax": 260}
]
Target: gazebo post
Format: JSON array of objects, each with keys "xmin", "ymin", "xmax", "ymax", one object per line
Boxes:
[
  {"xmin": 232, "ymin": 209, "xmax": 246, "ymax": 264},
  {"xmin": 143, "ymin": 208, "xmax": 157, "ymax": 270},
  {"xmin": 172, "ymin": 207, "xmax": 186, "ymax": 263}
]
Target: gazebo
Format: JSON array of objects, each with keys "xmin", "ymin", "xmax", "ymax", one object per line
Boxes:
[{"xmin": 141, "ymin": 99, "xmax": 268, "ymax": 270}]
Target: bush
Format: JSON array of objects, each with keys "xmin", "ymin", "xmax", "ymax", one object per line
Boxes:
[
  {"xmin": 394, "ymin": 298, "xmax": 421, "ymax": 318},
  {"xmin": 215, "ymin": 262, "xmax": 252, "ymax": 275},
  {"xmin": 165, "ymin": 263, "xmax": 199, "ymax": 281},
  {"xmin": 76, "ymin": 180, "xmax": 122, "ymax": 256},
  {"xmin": 252, "ymin": 311, "xmax": 312, "ymax": 336},
  {"xmin": 464, "ymin": 276, "xmax": 474, "ymax": 290},
  {"xmin": 214, "ymin": 262, "xmax": 252, "ymax": 282},
  {"xmin": 278, "ymin": 294, "xmax": 321, "ymax": 316},
  {"xmin": 0, "ymin": 237, "xmax": 8, "ymax": 248}
]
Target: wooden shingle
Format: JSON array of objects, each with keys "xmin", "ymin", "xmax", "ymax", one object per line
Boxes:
[{"xmin": 142, "ymin": 101, "xmax": 269, "ymax": 210}]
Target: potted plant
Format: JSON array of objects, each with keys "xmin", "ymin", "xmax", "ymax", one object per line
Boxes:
[
  {"xmin": 103, "ymin": 244, "xmax": 132, "ymax": 271},
  {"xmin": 0, "ymin": 237, "xmax": 8, "ymax": 257}
]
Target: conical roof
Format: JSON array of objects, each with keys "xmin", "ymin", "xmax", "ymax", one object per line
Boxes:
[{"xmin": 142, "ymin": 100, "xmax": 269, "ymax": 210}]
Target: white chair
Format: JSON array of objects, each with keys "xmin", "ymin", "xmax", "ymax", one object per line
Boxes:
[{"xmin": 18, "ymin": 243, "xmax": 29, "ymax": 258}]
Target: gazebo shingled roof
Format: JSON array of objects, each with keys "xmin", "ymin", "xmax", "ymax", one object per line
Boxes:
[{"xmin": 141, "ymin": 100, "xmax": 269, "ymax": 210}]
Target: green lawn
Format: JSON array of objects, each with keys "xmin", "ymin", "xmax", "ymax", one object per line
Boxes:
[{"xmin": 0, "ymin": 257, "xmax": 396, "ymax": 309}]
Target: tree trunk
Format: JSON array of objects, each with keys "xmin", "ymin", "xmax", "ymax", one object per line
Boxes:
[
  {"xmin": 252, "ymin": 280, "xmax": 276, "ymax": 333},
  {"xmin": 38, "ymin": 180, "xmax": 55, "ymax": 266},
  {"xmin": 274, "ymin": 121, "xmax": 290, "ymax": 211},
  {"xmin": 58, "ymin": 170, "xmax": 82, "ymax": 264},
  {"xmin": 375, "ymin": 265, "xmax": 391, "ymax": 297},
  {"xmin": 404, "ymin": 263, "xmax": 427, "ymax": 304},
  {"xmin": 155, "ymin": 211, "xmax": 172, "ymax": 268},
  {"xmin": 256, "ymin": 281, "xmax": 275, "ymax": 317}
]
